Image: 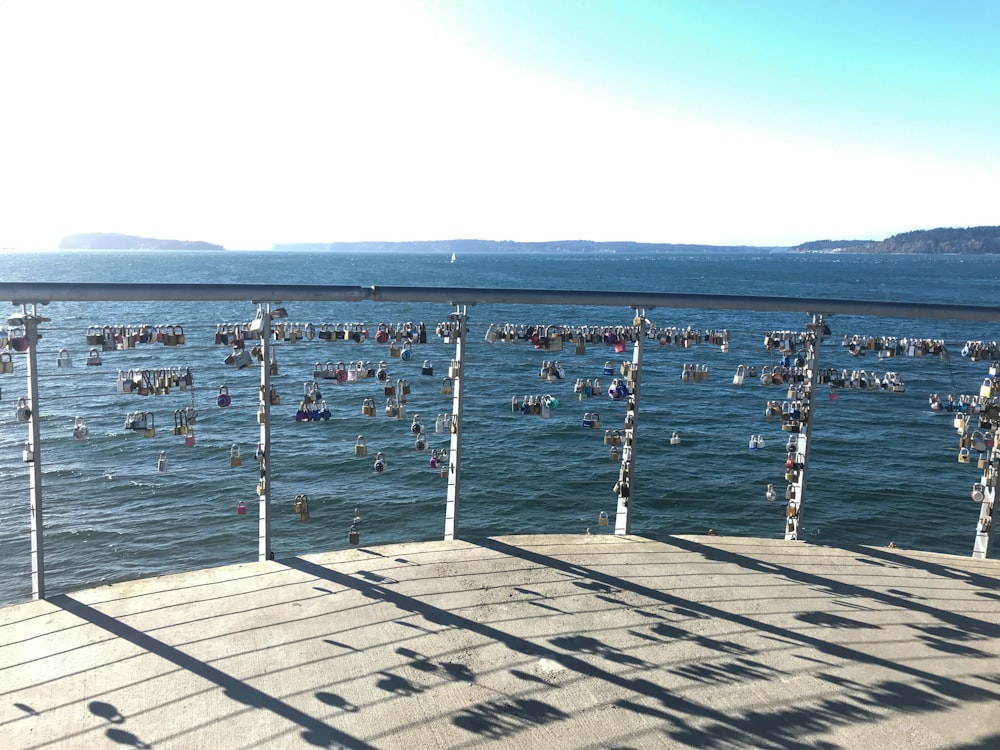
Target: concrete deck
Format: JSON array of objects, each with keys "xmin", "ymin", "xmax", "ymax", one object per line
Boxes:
[{"xmin": 2, "ymin": 534, "xmax": 999, "ymax": 749}]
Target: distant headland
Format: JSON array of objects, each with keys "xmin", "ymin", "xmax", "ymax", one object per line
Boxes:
[
  {"xmin": 59, "ymin": 233, "xmax": 225, "ymax": 251},
  {"xmin": 789, "ymin": 226, "xmax": 1000, "ymax": 254}
]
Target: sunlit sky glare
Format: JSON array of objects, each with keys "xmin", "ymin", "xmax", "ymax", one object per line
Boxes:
[{"xmin": 0, "ymin": 0, "xmax": 997, "ymax": 250}]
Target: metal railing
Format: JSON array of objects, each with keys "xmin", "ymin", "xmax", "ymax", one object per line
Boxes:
[{"xmin": 3, "ymin": 282, "xmax": 999, "ymax": 600}]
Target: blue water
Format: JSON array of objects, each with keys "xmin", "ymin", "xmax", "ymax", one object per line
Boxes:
[{"xmin": 1, "ymin": 250, "xmax": 998, "ymax": 605}]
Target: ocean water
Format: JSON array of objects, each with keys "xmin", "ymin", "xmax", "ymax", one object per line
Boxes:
[{"xmin": 1, "ymin": 250, "xmax": 998, "ymax": 605}]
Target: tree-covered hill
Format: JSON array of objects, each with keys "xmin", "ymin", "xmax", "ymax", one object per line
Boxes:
[{"xmin": 790, "ymin": 226, "xmax": 1000, "ymax": 254}]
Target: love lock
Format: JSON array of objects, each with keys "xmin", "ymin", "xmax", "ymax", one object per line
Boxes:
[
  {"xmin": 15, "ymin": 397, "xmax": 31, "ymax": 423},
  {"xmin": 230, "ymin": 444, "xmax": 242, "ymax": 467},
  {"xmin": 373, "ymin": 452, "xmax": 386, "ymax": 473},
  {"xmin": 348, "ymin": 509, "xmax": 361, "ymax": 545},
  {"xmin": 293, "ymin": 494, "xmax": 310, "ymax": 521}
]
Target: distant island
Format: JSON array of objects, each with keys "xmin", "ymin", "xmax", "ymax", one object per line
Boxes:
[
  {"xmin": 789, "ymin": 226, "xmax": 1000, "ymax": 254},
  {"xmin": 271, "ymin": 239, "xmax": 781, "ymax": 254},
  {"xmin": 60, "ymin": 233, "xmax": 225, "ymax": 251}
]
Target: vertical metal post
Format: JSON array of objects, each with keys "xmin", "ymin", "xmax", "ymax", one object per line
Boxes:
[
  {"xmin": 972, "ymin": 472, "xmax": 996, "ymax": 558},
  {"xmin": 615, "ymin": 308, "xmax": 646, "ymax": 535},
  {"xmin": 784, "ymin": 313, "xmax": 825, "ymax": 540},
  {"xmin": 257, "ymin": 304, "xmax": 274, "ymax": 561},
  {"xmin": 444, "ymin": 306, "xmax": 468, "ymax": 541},
  {"xmin": 18, "ymin": 306, "xmax": 49, "ymax": 599}
]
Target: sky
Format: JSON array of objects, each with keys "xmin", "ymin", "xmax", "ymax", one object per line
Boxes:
[{"xmin": 0, "ymin": 0, "xmax": 997, "ymax": 250}]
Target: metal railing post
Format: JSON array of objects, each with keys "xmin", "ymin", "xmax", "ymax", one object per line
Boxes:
[
  {"xmin": 15, "ymin": 306, "xmax": 49, "ymax": 599},
  {"xmin": 972, "ymin": 471, "xmax": 996, "ymax": 559},
  {"xmin": 256, "ymin": 303, "xmax": 276, "ymax": 561},
  {"xmin": 444, "ymin": 306, "xmax": 468, "ymax": 540},
  {"xmin": 784, "ymin": 314, "xmax": 826, "ymax": 540},
  {"xmin": 614, "ymin": 308, "xmax": 647, "ymax": 535}
]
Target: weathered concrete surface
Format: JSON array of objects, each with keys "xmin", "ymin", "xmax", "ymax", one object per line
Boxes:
[{"xmin": 2, "ymin": 534, "xmax": 999, "ymax": 749}]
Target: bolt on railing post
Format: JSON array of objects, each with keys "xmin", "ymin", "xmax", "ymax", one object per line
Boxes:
[
  {"xmin": 444, "ymin": 305, "xmax": 468, "ymax": 541},
  {"xmin": 615, "ymin": 308, "xmax": 647, "ymax": 535},
  {"xmin": 784, "ymin": 313, "xmax": 826, "ymax": 541},
  {"xmin": 18, "ymin": 306, "xmax": 49, "ymax": 599}
]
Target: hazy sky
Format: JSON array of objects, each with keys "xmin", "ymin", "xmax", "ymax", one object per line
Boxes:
[{"xmin": 1, "ymin": 0, "xmax": 997, "ymax": 249}]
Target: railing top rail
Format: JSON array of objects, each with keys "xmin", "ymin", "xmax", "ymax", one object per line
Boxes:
[{"xmin": 0, "ymin": 282, "xmax": 997, "ymax": 322}]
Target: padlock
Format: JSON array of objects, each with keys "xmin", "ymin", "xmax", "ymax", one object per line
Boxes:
[
  {"xmin": 143, "ymin": 412, "xmax": 156, "ymax": 438},
  {"xmin": 237, "ymin": 501, "xmax": 247, "ymax": 516},
  {"xmin": 410, "ymin": 415, "xmax": 424, "ymax": 434},
  {"xmin": 184, "ymin": 428, "xmax": 196, "ymax": 448},
  {"xmin": 598, "ymin": 511, "xmax": 609, "ymax": 527},
  {"xmin": 230, "ymin": 444, "xmax": 243, "ymax": 467},
  {"xmin": 22, "ymin": 440, "xmax": 33, "ymax": 463},
  {"xmin": 173, "ymin": 409, "xmax": 188, "ymax": 435},
  {"xmin": 270, "ymin": 351, "xmax": 279, "ymax": 376},
  {"xmin": 56, "ymin": 349, "xmax": 72, "ymax": 368},
  {"xmin": 362, "ymin": 398, "xmax": 376, "ymax": 417},
  {"xmin": 348, "ymin": 523, "xmax": 360, "ymax": 545},
  {"xmin": 73, "ymin": 416, "xmax": 89, "ymax": 439},
  {"xmin": 294, "ymin": 494, "xmax": 310, "ymax": 521},
  {"xmin": 448, "ymin": 359, "xmax": 460, "ymax": 379},
  {"xmin": 441, "ymin": 377, "xmax": 453, "ymax": 396},
  {"xmin": 732, "ymin": 364, "xmax": 745, "ymax": 386},
  {"xmin": 217, "ymin": 385, "xmax": 232, "ymax": 407},
  {"xmin": 450, "ymin": 416, "xmax": 458, "ymax": 433},
  {"xmin": 959, "ymin": 447, "xmax": 971, "ymax": 464},
  {"xmin": 15, "ymin": 397, "xmax": 31, "ymax": 423},
  {"xmin": 609, "ymin": 446, "xmax": 620, "ymax": 462},
  {"xmin": 373, "ymin": 452, "xmax": 386, "ymax": 473},
  {"xmin": 981, "ymin": 378, "xmax": 995, "ymax": 399},
  {"xmin": 421, "ymin": 360, "xmax": 433, "ymax": 376},
  {"xmin": 415, "ymin": 432, "xmax": 427, "ymax": 451},
  {"xmin": 269, "ymin": 388, "xmax": 280, "ymax": 406}
]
